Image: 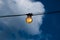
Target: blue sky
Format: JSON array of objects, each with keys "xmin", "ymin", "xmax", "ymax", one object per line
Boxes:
[{"xmin": 0, "ymin": 0, "xmax": 60, "ymax": 40}]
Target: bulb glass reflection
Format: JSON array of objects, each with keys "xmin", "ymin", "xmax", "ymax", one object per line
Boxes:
[{"xmin": 26, "ymin": 16, "xmax": 33, "ymax": 23}]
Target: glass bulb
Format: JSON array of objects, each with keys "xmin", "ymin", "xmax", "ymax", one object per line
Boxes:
[{"xmin": 26, "ymin": 16, "xmax": 33, "ymax": 23}]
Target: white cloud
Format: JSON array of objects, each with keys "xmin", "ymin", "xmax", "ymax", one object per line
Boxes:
[
  {"xmin": 0, "ymin": 0, "xmax": 4, "ymax": 8},
  {"xmin": 0, "ymin": 0, "xmax": 45, "ymax": 40},
  {"xmin": 5, "ymin": 0, "xmax": 45, "ymax": 35},
  {"xmin": 0, "ymin": 0, "xmax": 3, "ymax": 4}
]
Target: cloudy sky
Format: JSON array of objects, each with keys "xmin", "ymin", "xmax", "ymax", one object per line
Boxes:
[
  {"xmin": 0, "ymin": 0, "xmax": 60, "ymax": 40},
  {"xmin": 0, "ymin": 0, "xmax": 45, "ymax": 40}
]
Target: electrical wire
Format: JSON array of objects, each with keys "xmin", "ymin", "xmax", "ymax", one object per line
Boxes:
[{"xmin": 0, "ymin": 11, "xmax": 60, "ymax": 18}]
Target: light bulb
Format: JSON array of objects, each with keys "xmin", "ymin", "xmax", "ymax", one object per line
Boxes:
[{"xmin": 26, "ymin": 16, "xmax": 33, "ymax": 23}]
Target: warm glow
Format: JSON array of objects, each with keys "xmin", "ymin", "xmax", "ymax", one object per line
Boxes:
[{"xmin": 26, "ymin": 16, "xmax": 33, "ymax": 23}]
